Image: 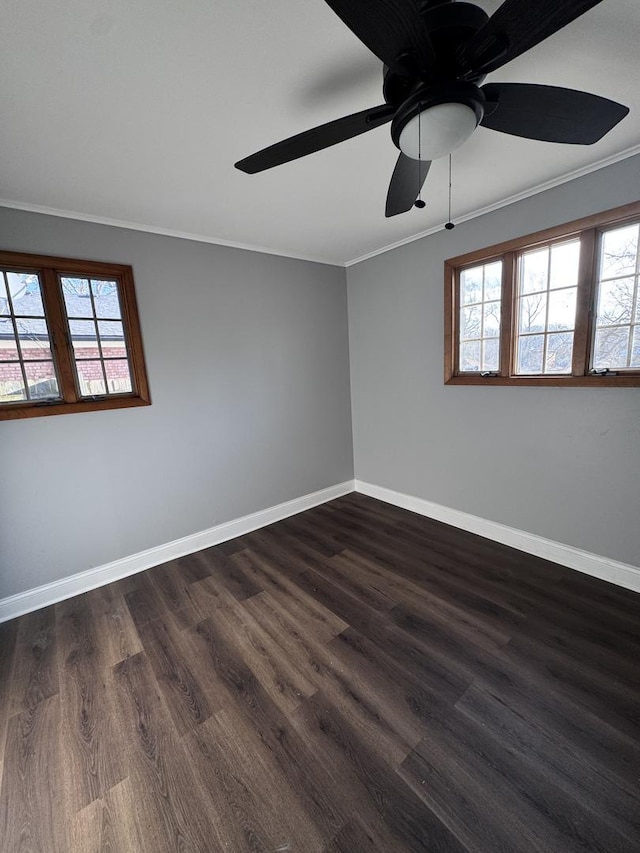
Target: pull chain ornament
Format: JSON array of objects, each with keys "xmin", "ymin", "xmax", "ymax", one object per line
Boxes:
[
  {"xmin": 414, "ymin": 111, "xmax": 426, "ymax": 209},
  {"xmin": 445, "ymin": 154, "xmax": 455, "ymax": 230}
]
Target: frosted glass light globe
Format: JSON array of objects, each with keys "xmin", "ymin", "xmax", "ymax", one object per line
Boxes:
[{"xmin": 398, "ymin": 102, "xmax": 479, "ymax": 161}]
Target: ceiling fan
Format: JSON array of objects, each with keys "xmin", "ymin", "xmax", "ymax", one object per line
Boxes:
[{"xmin": 234, "ymin": 0, "xmax": 629, "ymax": 218}]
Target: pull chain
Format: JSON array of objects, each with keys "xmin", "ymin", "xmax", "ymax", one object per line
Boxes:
[
  {"xmin": 445, "ymin": 153, "xmax": 455, "ymax": 230},
  {"xmin": 414, "ymin": 114, "xmax": 426, "ymax": 209}
]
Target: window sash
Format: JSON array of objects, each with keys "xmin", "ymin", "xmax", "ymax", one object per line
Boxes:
[
  {"xmin": 0, "ymin": 269, "xmax": 63, "ymax": 404},
  {"xmin": 513, "ymin": 239, "xmax": 581, "ymax": 377},
  {"xmin": 457, "ymin": 259, "xmax": 503, "ymax": 374},
  {"xmin": 591, "ymin": 222, "xmax": 640, "ymax": 371},
  {"xmin": 59, "ymin": 274, "xmax": 135, "ymax": 399}
]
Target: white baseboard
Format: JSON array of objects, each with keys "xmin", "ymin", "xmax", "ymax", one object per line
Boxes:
[
  {"xmin": 355, "ymin": 480, "xmax": 640, "ymax": 595},
  {"xmin": 3, "ymin": 476, "xmax": 638, "ymax": 623},
  {"xmin": 0, "ymin": 480, "xmax": 355, "ymax": 624}
]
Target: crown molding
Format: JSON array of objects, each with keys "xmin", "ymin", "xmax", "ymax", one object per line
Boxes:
[
  {"xmin": 345, "ymin": 143, "xmax": 640, "ymax": 267},
  {"xmin": 2, "ymin": 144, "xmax": 639, "ymax": 270},
  {"xmin": 0, "ymin": 198, "xmax": 337, "ymax": 267}
]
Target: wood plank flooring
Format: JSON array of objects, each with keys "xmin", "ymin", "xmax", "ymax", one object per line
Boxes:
[{"xmin": 1, "ymin": 492, "xmax": 639, "ymax": 852}]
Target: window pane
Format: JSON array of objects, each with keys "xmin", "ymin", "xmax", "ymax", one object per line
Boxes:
[
  {"xmin": 6, "ymin": 272, "xmax": 45, "ymax": 316},
  {"xmin": 0, "ymin": 276, "xmax": 9, "ymax": 315},
  {"xmin": 98, "ymin": 320, "xmax": 127, "ymax": 359},
  {"xmin": 593, "ymin": 327, "xmax": 630, "ymax": 369},
  {"xmin": 632, "ymin": 327, "xmax": 640, "ymax": 368},
  {"xmin": 600, "ymin": 224, "xmax": 638, "ymax": 279},
  {"xmin": 596, "ymin": 278, "xmax": 634, "ymax": 326},
  {"xmin": 91, "ymin": 280, "xmax": 122, "ymax": 319},
  {"xmin": 521, "ymin": 248, "xmax": 548, "ymax": 294},
  {"xmin": 0, "ymin": 367, "xmax": 26, "ymax": 403},
  {"xmin": 483, "ymin": 302, "xmax": 500, "ymax": 337},
  {"xmin": 104, "ymin": 359, "xmax": 132, "ymax": 393},
  {"xmin": 61, "ymin": 277, "xmax": 93, "ymax": 318},
  {"xmin": 460, "ymin": 341, "xmax": 481, "ymax": 372},
  {"xmin": 0, "ymin": 318, "xmax": 16, "ymax": 359},
  {"xmin": 547, "ymin": 288, "xmax": 577, "ymax": 332},
  {"xmin": 24, "ymin": 361, "xmax": 60, "ymax": 400},
  {"xmin": 461, "ymin": 267, "xmax": 483, "ymax": 305},
  {"xmin": 482, "ymin": 339, "xmax": 499, "ymax": 371},
  {"xmin": 461, "ymin": 305, "xmax": 481, "ymax": 340},
  {"xmin": 549, "ymin": 241, "xmax": 580, "ymax": 289},
  {"xmin": 76, "ymin": 360, "xmax": 106, "ymax": 396},
  {"xmin": 70, "ymin": 319, "xmax": 100, "ymax": 360},
  {"xmin": 545, "ymin": 332, "xmax": 573, "ymax": 374},
  {"xmin": 517, "ymin": 334, "xmax": 545, "ymax": 374},
  {"xmin": 519, "ymin": 293, "xmax": 547, "ymax": 334},
  {"xmin": 483, "ymin": 262, "xmax": 502, "ymax": 301},
  {"xmin": 16, "ymin": 317, "xmax": 53, "ymax": 360}
]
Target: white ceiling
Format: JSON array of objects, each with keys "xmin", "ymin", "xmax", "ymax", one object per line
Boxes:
[{"xmin": 1, "ymin": 0, "xmax": 639, "ymax": 266}]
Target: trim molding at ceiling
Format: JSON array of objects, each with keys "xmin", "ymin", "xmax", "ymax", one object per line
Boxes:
[
  {"xmin": 0, "ymin": 199, "xmax": 334, "ymax": 267},
  {"xmin": 345, "ymin": 142, "xmax": 640, "ymax": 267},
  {"xmin": 355, "ymin": 480, "xmax": 640, "ymax": 594},
  {"xmin": 1, "ymin": 144, "xmax": 639, "ymax": 269}
]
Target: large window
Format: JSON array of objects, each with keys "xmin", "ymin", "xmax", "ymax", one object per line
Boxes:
[
  {"xmin": 0, "ymin": 252, "xmax": 150, "ymax": 419},
  {"xmin": 445, "ymin": 201, "xmax": 640, "ymax": 386}
]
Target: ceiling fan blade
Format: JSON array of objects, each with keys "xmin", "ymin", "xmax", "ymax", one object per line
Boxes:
[
  {"xmin": 323, "ymin": 0, "xmax": 435, "ymax": 73},
  {"xmin": 235, "ymin": 104, "xmax": 395, "ymax": 174},
  {"xmin": 385, "ymin": 153, "xmax": 431, "ymax": 217},
  {"xmin": 481, "ymin": 83, "xmax": 629, "ymax": 144},
  {"xmin": 462, "ymin": 0, "xmax": 604, "ymax": 75}
]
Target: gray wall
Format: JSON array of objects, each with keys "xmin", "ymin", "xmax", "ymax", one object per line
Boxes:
[
  {"xmin": 347, "ymin": 155, "xmax": 640, "ymax": 567},
  {"xmin": 0, "ymin": 209, "xmax": 353, "ymax": 598}
]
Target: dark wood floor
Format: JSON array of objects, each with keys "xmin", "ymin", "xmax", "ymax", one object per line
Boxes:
[{"xmin": 1, "ymin": 493, "xmax": 639, "ymax": 852}]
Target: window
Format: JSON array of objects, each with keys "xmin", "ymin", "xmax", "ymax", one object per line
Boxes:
[
  {"xmin": 444, "ymin": 201, "xmax": 640, "ymax": 386},
  {"xmin": 0, "ymin": 252, "xmax": 150, "ymax": 419}
]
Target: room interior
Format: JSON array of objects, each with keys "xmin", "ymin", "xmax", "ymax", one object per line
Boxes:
[{"xmin": 1, "ymin": 1, "xmax": 639, "ymax": 851}]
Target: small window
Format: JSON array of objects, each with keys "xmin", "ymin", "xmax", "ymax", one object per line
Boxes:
[
  {"xmin": 445, "ymin": 201, "xmax": 640, "ymax": 387},
  {"xmin": 0, "ymin": 252, "xmax": 150, "ymax": 419}
]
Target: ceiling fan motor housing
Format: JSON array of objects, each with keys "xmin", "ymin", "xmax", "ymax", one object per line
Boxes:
[{"xmin": 382, "ymin": 1, "xmax": 490, "ymax": 104}]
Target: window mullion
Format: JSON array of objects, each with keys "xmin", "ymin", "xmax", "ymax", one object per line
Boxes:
[
  {"xmin": 627, "ymin": 233, "xmax": 640, "ymax": 368},
  {"xmin": 446, "ymin": 263, "xmax": 461, "ymax": 378},
  {"xmin": 500, "ymin": 252, "xmax": 515, "ymax": 376},
  {"xmin": 119, "ymin": 268, "xmax": 148, "ymax": 400},
  {"xmin": 40, "ymin": 267, "xmax": 79, "ymax": 403},
  {"xmin": 572, "ymin": 228, "xmax": 597, "ymax": 376}
]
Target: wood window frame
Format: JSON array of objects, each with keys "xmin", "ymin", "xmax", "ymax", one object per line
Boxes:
[
  {"xmin": 0, "ymin": 251, "xmax": 151, "ymax": 419},
  {"xmin": 444, "ymin": 201, "xmax": 640, "ymax": 387}
]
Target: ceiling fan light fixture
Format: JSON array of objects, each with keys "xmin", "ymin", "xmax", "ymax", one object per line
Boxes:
[
  {"xmin": 391, "ymin": 81, "xmax": 486, "ymax": 163},
  {"xmin": 398, "ymin": 102, "xmax": 479, "ymax": 161}
]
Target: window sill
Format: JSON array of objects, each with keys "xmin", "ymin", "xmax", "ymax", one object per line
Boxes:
[
  {"xmin": 0, "ymin": 394, "xmax": 151, "ymax": 421},
  {"xmin": 445, "ymin": 374, "xmax": 640, "ymax": 387}
]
